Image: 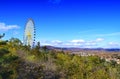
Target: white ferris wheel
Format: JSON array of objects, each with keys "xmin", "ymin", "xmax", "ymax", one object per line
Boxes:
[{"xmin": 23, "ymin": 18, "xmax": 36, "ymax": 47}]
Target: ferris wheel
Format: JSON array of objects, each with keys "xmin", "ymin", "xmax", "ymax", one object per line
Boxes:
[{"xmin": 23, "ymin": 18, "xmax": 36, "ymax": 47}]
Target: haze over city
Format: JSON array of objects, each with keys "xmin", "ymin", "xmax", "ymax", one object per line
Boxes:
[{"xmin": 0, "ymin": 0, "xmax": 120, "ymax": 48}]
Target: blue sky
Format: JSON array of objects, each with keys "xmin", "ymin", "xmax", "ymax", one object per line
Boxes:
[{"xmin": 0, "ymin": 0, "xmax": 120, "ymax": 48}]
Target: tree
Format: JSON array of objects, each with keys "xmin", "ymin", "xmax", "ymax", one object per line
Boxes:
[
  {"xmin": 35, "ymin": 42, "xmax": 40, "ymax": 50},
  {"xmin": 8, "ymin": 38, "xmax": 22, "ymax": 48},
  {"xmin": 42, "ymin": 46, "xmax": 47, "ymax": 52},
  {"xmin": 0, "ymin": 33, "xmax": 5, "ymax": 39},
  {"xmin": 0, "ymin": 33, "xmax": 7, "ymax": 45}
]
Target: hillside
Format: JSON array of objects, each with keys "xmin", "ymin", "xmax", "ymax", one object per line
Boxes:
[{"xmin": 0, "ymin": 38, "xmax": 120, "ymax": 79}]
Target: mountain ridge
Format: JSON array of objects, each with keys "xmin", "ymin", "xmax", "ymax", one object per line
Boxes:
[{"xmin": 41, "ymin": 45, "xmax": 120, "ymax": 52}]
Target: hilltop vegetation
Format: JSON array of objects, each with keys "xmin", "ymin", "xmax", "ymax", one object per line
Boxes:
[{"xmin": 0, "ymin": 35, "xmax": 120, "ymax": 79}]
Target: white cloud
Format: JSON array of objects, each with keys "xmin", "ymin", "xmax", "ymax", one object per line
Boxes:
[
  {"xmin": 106, "ymin": 42, "xmax": 120, "ymax": 48},
  {"xmin": 51, "ymin": 40, "xmax": 63, "ymax": 46},
  {"xmin": 96, "ymin": 38, "xmax": 104, "ymax": 42},
  {"xmin": 40, "ymin": 38, "xmax": 101, "ymax": 48},
  {"xmin": 40, "ymin": 40, "xmax": 51, "ymax": 46},
  {"xmin": 51, "ymin": 40, "xmax": 62, "ymax": 43},
  {"xmin": 65, "ymin": 39, "xmax": 86, "ymax": 47},
  {"xmin": 39, "ymin": 38, "xmax": 120, "ymax": 48},
  {"xmin": 0, "ymin": 22, "xmax": 20, "ymax": 31},
  {"xmin": 70, "ymin": 39, "xmax": 85, "ymax": 43},
  {"xmin": 108, "ymin": 42, "xmax": 120, "ymax": 46},
  {"xmin": 94, "ymin": 32, "xmax": 120, "ymax": 37},
  {"xmin": 41, "ymin": 40, "xmax": 63, "ymax": 46},
  {"xmin": 85, "ymin": 42, "xmax": 97, "ymax": 46}
]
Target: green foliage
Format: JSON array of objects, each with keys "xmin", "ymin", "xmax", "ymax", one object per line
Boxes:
[
  {"xmin": 8, "ymin": 38, "xmax": 22, "ymax": 47},
  {"xmin": 0, "ymin": 48, "xmax": 9, "ymax": 57},
  {"xmin": 26, "ymin": 55, "xmax": 36, "ymax": 62},
  {"xmin": 0, "ymin": 38, "xmax": 120, "ymax": 79},
  {"xmin": 0, "ymin": 41, "xmax": 8, "ymax": 45}
]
